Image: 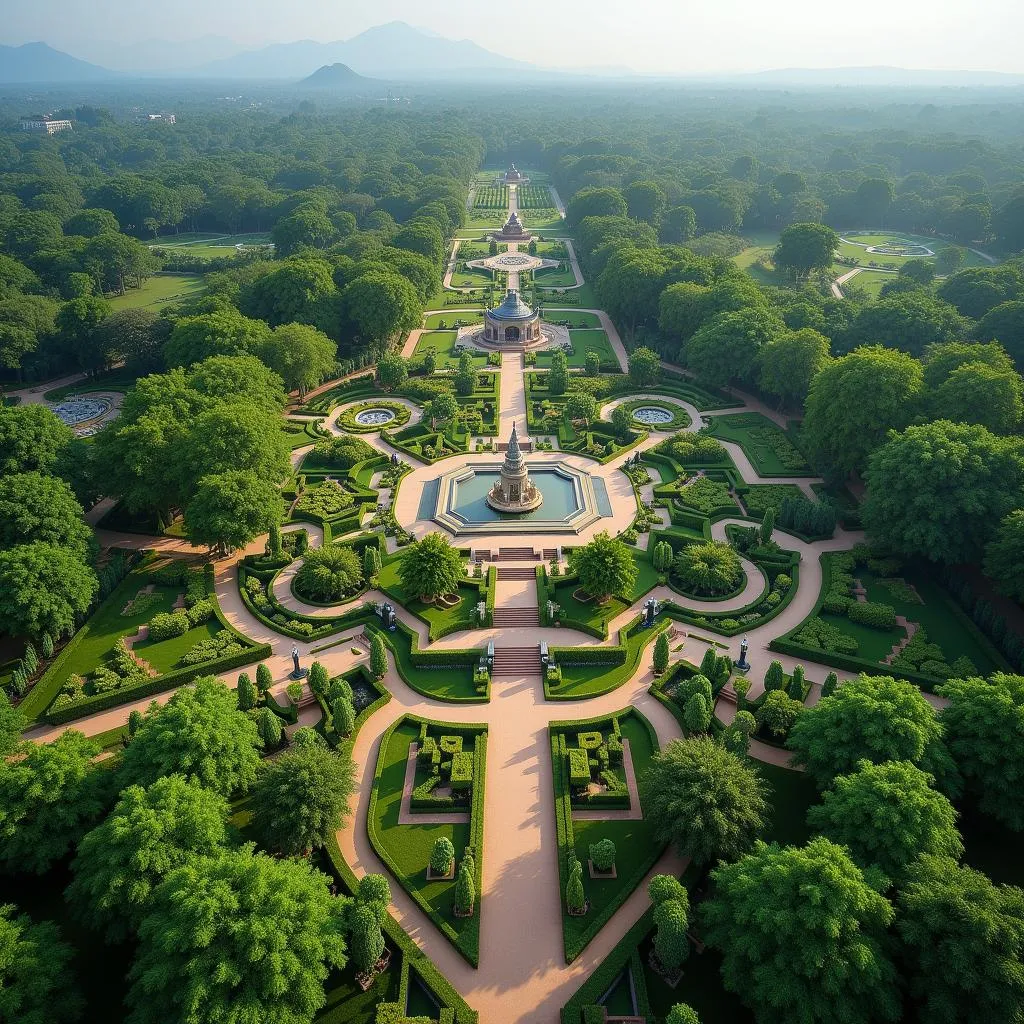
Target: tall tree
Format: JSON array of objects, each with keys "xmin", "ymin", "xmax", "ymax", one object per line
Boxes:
[
  {"xmin": 896, "ymin": 854, "xmax": 1024, "ymax": 1024},
  {"xmin": 863, "ymin": 420, "xmax": 1024, "ymax": 565},
  {"xmin": 801, "ymin": 345, "xmax": 924, "ymax": 477},
  {"xmin": 702, "ymin": 838, "xmax": 899, "ymax": 1024},
  {"xmin": 788, "ymin": 673, "xmax": 949, "ymax": 790},
  {"xmin": 250, "ymin": 744, "xmax": 356, "ymax": 856},
  {"xmin": 184, "ymin": 470, "xmax": 282, "ymax": 555},
  {"xmin": 0, "ymin": 904, "xmax": 83, "ymax": 1024},
  {"xmin": 397, "ymin": 533, "xmax": 464, "ymax": 602},
  {"xmin": 0, "ymin": 404, "xmax": 72, "ymax": 475},
  {"xmin": 808, "ymin": 759, "xmax": 962, "ymax": 882},
  {"xmin": 0, "ymin": 471, "xmax": 92, "ymax": 557},
  {"xmin": 569, "ymin": 531, "xmax": 638, "ymax": 603},
  {"xmin": 640, "ymin": 737, "xmax": 768, "ymax": 865},
  {"xmin": 118, "ymin": 677, "xmax": 262, "ymax": 795},
  {"xmin": 0, "ymin": 542, "xmax": 97, "ymax": 641},
  {"xmin": 985, "ymin": 511, "xmax": 1024, "ymax": 602},
  {"xmin": 687, "ymin": 308, "xmax": 782, "ymax": 386},
  {"xmin": 67, "ymin": 775, "xmax": 229, "ymax": 941},
  {"xmin": 757, "ymin": 328, "xmax": 831, "ymax": 408},
  {"xmin": 773, "ymin": 222, "xmax": 839, "ymax": 281},
  {"xmin": 0, "ymin": 730, "xmax": 105, "ymax": 874},
  {"xmin": 258, "ymin": 323, "xmax": 337, "ymax": 397},
  {"xmin": 126, "ymin": 847, "xmax": 348, "ymax": 1024}
]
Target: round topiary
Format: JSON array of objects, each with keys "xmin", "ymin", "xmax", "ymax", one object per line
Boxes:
[
  {"xmin": 672, "ymin": 541, "xmax": 743, "ymax": 597},
  {"xmin": 430, "ymin": 836, "xmax": 455, "ymax": 875},
  {"xmin": 294, "ymin": 545, "xmax": 364, "ymax": 603}
]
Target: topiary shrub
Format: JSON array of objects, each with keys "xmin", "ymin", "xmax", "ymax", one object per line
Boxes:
[
  {"xmin": 847, "ymin": 601, "xmax": 898, "ymax": 630},
  {"xmin": 148, "ymin": 611, "xmax": 190, "ymax": 641},
  {"xmin": 430, "ymin": 836, "xmax": 455, "ymax": 875},
  {"xmin": 294, "ymin": 545, "xmax": 364, "ymax": 603},
  {"xmin": 589, "ymin": 838, "xmax": 616, "ymax": 872}
]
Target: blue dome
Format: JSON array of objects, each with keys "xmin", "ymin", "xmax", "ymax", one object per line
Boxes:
[{"xmin": 487, "ymin": 289, "xmax": 536, "ymax": 322}]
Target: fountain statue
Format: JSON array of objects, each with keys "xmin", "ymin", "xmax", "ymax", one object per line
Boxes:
[{"xmin": 486, "ymin": 422, "xmax": 543, "ymax": 513}]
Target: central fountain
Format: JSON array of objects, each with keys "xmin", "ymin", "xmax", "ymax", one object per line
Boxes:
[{"xmin": 486, "ymin": 422, "xmax": 543, "ymax": 513}]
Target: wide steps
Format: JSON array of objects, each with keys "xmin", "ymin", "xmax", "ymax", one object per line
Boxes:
[
  {"xmin": 497, "ymin": 547, "xmax": 537, "ymax": 561},
  {"xmin": 541, "ymin": 548, "xmax": 559, "ymax": 561},
  {"xmin": 491, "ymin": 646, "xmax": 542, "ymax": 677},
  {"xmin": 492, "ymin": 608, "xmax": 541, "ymax": 627},
  {"xmin": 495, "ymin": 566, "xmax": 538, "ymax": 580}
]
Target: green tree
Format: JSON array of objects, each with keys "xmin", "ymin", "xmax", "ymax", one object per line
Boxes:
[
  {"xmin": 901, "ymin": 258, "xmax": 935, "ymax": 286},
  {"xmin": 584, "ymin": 350, "xmax": 601, "ymax": 376},
  {"xmin": 256, "ymin": 706, "xmax": 282, "ymax": 748},
  {"xmin": 332, "ymin": 696, "xmax": 356, "ymax": 737},
  {"xmin": 666, "ymin": 1005, "xmax": 701, "ymax": 1024},
  {"xmin": 652, "ymin": 540, "xmax": 673, "ymax": 572},
  {"xmin": 787, "ymin": 663, "xmax": 804, "ymax": 699},
  {"xmin": 683, "ymin": 692, "xmax": 711, "ymax": 734},
  {"xmin": 624, "ymin": 180, "xmax": 667, "ymax": 226},
  {"xmin": 0, "ymin": 542, "xmax": 97, "ymax": 641},
  {"xmin": 653, "ymin": 632, "xmax": 670, "ymax": 675},
  {"xmin": 809, "ymin": 760, "xmax": 962, "ymax": 881},
  {"xmin": 126, "ymin": 846, "xmax": 347, "ymax": 1024},
  {"xmin": 454, "ymin": 350, "xmax": 475, "ymax": 396},
  {"xmin": 430, "ymin": 836, "xmax": 455, "ymax": 874},
  {"xmin": 939, "ymin": 673, "xmax": 1024, "ymax": 830},
  {"xmin": 369, "ymin": 633, "xmax": 388, "ymax": 679},
  {"xmin": 821, "ymin": 671, "xmax": 839, "ymax": 697},
  {"xmin": 55, "ymin": 295, "xmax": 114, "ymax": 371},
  {"xmin": 259, "ymin": 323, "xmax": 337, "ymax": 397},
  {"xmin": 251, "ymin": 744, "xmax": 356, "ymax": 856},
  {"xmin": 773, "ymin": 223, "xmax": 839, "ymax": 281},
  {"xmin": 843, "ymin": 292, "xmax": 968, "ymax": 358},
  {"xmin": 0, "ymin": 904, "xmax": 82, "ymax": 1024},
  {"xmin": 0, "ymin": 471, "xmax": 92, "ymax": 558},
  {"xmin": 701, "ymin": 838, "xmax": 899, "ymax": 1024},
  {"xmin": 255, "ymin": 662, "xmax": 273, "ymax": 695},
  {"xmin": 342, "ymin": 271, "xmax": 421, "ymax": 346},
  {"xmin": 430, "ymin": 390, "xmax": 459, "ymax": 427},
  {"xmin": 802, "ymin": 345, "xmax": 924, "ymax": 477},
  {"xmin": 238, "ymin": 258, "xmax": 335, "ymax": 327},
  {"xmin": 640, "ymin": 737, "xmax": 768, "ymax": 865},
  {"xmin": 363, "ymin": 545, "xmax": 381, "ymax": 581},
  {"xmin": 931, "ymin": 361, "xmax": 1023, "ymax": 434},
  {"xmin": 897, "ymin": 854, "xmax": 1024, "ymax": 1024},
  {"xmin": 565, "ymin": 392, "xmax": 597, "ymax": 426},
  {"xmin": 788, "ymin": 673, "xmax": 947, "ymax": 789},
  {"xmin": 119, "ymin": 676, "xmax": 262, "ymax": 795},
  {"xmin": 935, "ymin": 245, "xmax": 967, "ymax": 276},
  {"xmin": 759, "ymin": 507, "xmax": 775, "ymax": 545},
  {"xmin": 0, "ymin": 404, "xmax": 72, "ymax": 475},
  {"xmin": 294, "ymin": 545, "xmax": 364, "ymax": 602},
  {"xmin": 628, "ymin": 346, "xmax": 661, "ymax": 386},
  {"xmin": 397, "ymin": 533, "xmax": 464, "ymax": 602},
  {"xmin": 672, "ymin": 541, "xmax": 742, "ymax": 597},
  {"xmin": 67, "ymin": 775, "xmax": 229, "ymax": 940},
  {"xmin": 271, "ymin": 203, "xmax": 337, "ymax": 256},
  {"xmin": 237, "ymin": 672, "xmax": 257, "ymax": 711},
  {"xmin": 0, "ymin": 730, "xmax": 105, "ymax": 874},
  {"xmin": 757, "ymin": 690, "xmax": 803, "ymax": 738},
  {"xmin": 548, "ymin": 349, "xmax": 569, "ymax": 395},
  {"xmin": 348, "ymin": 902, "xmax": 385, "ymax": 976},
  {"xmin": 184, "ymin": 470, "xmax": 281, "ymax": 555},
  {"xmin": 164, "ymin": 308, "xmax": 270, "ymax": 368},
  {"xmin": 863, "ymin": 421, "xmax": 1024, "ymax": 565},
  {"xmin": 570, "ymin": 531, "xmax": 638, "ymax": 603},
  {"xmin": 976, "ymin": 301, "xmax": 1024, "ymax": 369},
  {"xmin": 567, "ymin": 186, "xmax": 627, "ymax": 225},
  {"xmin": 376, "ymin": 352, "xmax": 408, "ymax": 391},
  {"xmin": 565, "ymin": 858, "xmax": 586, "ymax": 913},
  {"xmin": 0, "ymin": 692, "xmax": 24, "ymax": 757},
  {"xmin": 455, "ymin": 860, "xmax": 475, "ymax": 915},
  {"xmin": 757, "ymin": 328, "xmax": 832, "ymax": 408},
  {"xmin": 985, "ymin": 511, "xmax": 1024, "ymax": 602},
  {"xmin": 687, "ymin": 308, "xmax": 782, "ymax": 387},
  {"xmin": 660, "ymin": 206, "xmax": 697, "ymax": 244}
]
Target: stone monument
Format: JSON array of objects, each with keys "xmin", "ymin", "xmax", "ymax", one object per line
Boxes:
[{"xmin": 486, "ymin": 422, "xmax": 543, "ymax": 513}]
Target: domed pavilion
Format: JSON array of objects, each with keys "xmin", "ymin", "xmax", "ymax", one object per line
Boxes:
[
  {"xmin": 482, "ymin": 289, "xmax": 541, "ymax": 345},
  {"xmin": 503, "ymin": 164, "xmax": 528, "ymax": 184},
  {"xmin": 486, "ymin": 422, "xmax": 543, "ymax": 513},
  {"xmin": 495, "ymin": 211, "xmax": 531, "ymax": 241}
]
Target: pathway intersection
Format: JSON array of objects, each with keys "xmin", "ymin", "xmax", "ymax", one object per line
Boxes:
[{"xmin": 25, "ymin": 185, "xmax": 910, "ymax": 1024}]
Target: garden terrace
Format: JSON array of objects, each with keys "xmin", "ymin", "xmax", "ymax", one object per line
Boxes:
[
  {"xmin": 550, "ymin": 709, "xmax": 663, "ymax": 961},
  {"xmin": 368, "ymin": 715, "xmax": 487, "ymax": 965},
  {"xmin": 703, "ymin": 412, "xmax": 814, "ymax": 477}
]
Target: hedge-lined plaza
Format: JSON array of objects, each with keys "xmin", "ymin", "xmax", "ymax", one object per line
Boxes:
[{"xmin": 4, "ymin": 119, "xmax": 1024, "ymax": 1024}]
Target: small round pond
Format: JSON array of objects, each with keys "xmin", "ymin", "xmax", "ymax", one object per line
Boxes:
[
  {"xmin": 354, "ymin": 408, "xmax": 396, "ymax": 427},
  {"xmin": 52, "ymin": 397, "xmax": 111, "ymax": 426},
  {"xmin": 632, "ymin": 406, "xmax": 674, "ymax": 425}
]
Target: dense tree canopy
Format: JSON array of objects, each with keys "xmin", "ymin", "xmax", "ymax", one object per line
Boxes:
[{"xmin": 569, "ymin": 531, "xmax": 638, "ymax": 603}]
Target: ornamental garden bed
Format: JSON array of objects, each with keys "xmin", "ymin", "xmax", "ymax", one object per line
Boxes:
[
  {"xmin": 772, "ymin": 550, "xmax": 1007, "ymax": 688},
  {"xmin": 550, "ymin": 709, "xmax": 662, "ymax": 962},
  {"xmin": 703, "ymin": 412, "xmax": 814, "ymax": 476},
  {"xmin": 337, "ymin": 400, "xmax": 412, "ymax": 433},
  {"xmin": 368, "ymin": 716, "xmax": 487, "ymax": 966}
]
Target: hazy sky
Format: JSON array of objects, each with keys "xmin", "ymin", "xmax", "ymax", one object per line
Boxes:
[{"xmin": 6, "ymin": 0, "xmax": 1024, "ymax": 73}]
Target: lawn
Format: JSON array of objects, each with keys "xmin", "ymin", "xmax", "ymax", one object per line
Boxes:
[
  {"xmin": 554, "ymin": 580, "xmax": 628, "ymax": 636},
  {"xmin": 410, "ymin": 331, "xmax": 487, "ymax": 368},
  {"xmin": 835, "ymin": 230, "xmax": 994, "ymax": 270},
  {"xmin": 534, "ymin": 265, "xmax": 578, "ymax": 288},
  {"xmin": 555, "ymin": 710, "xmax": 663, "ymax": 961},
  {"xmin": 553, "ymin": 620, "xmax": 669, "ymax": 701},
  {"xmin": 368, "ymin": 718, "xmax": 483, "ymax": 964},
  {"xmin": 534, "ymin": 329, "xmax": 618, "ymax": 370},
  {"xmin": 836, "ymin": 267, "xmax": 890, "ymax": 298},
  {"xmin": 543, "ymin": 310, "xmax": 601, "ymax": 328},
  {"xmin": 422, "ymin": 311, "xmax": 482, "ymax": 330},
  {"xmin": 149, "ymin": 232, "xmax": 272, "ymax": 260},
  {"xmin": 107, "ymin": 273, "xmax": 205, "ymax": 311},
  {"xmin": 705, "ymin": 412, "xmax": 813, "ymax": 476},
  {"xmin": 377, "ymin": 559, "xmax": 482, "ymax": 641},
  {"xmin": 134, "ymin": 619, "xmax": 221, "ymax": 674}
]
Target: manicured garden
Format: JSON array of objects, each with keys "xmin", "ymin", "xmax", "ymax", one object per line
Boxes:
[{"xmin": 704, "ymin": 412, "xmax": 813, "ymax": 476}]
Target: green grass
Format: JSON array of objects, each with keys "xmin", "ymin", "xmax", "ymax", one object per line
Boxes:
[
  {"xmin": 107, "ymin": 273, "xmax": 205, "ymax": 311},
  {"xmin": 544, "ymin": 310, "xmax": 601, "ymax": 328},
  {"xmin": 534, "ymin": 329, "xmax": 617, "ymax": 370},
  {"xmin": 369, "ymin": 719, "xmax": 481, "ymax": 964},
  {"xmin": 133, "ymin": 619, "xmax": 221, "ymax": 674},
  {"xmin": 558, "ymin": 711, "xmax": 662, "ymax": 960},
  {"xmin": 377, "ymin": 561, "xmax": 481, "ymax": 642},
  {"xmin": 705, "ymin": 412, "xmax": 813, "ymax": 476},
  {"xmin": 554, "ymin": 620, "xmax": 669, "ymax": 701},
  {"xmin": 410, "ymin": 331, "xmax": 487, "ymax": 369},
  {"xmin": 422, "ymin": 311, "xmax": 482, "ymax": 330},
  {"xmin": 554, "ymin": 582, "xmax": 628, "ymax": 635},
  {"xmin": 534, "ymin": 265, "xmax": 578, "ymax": 288},
  {"xmin": 149, "ymin": 232, "xmax": 272, "ymax": 259}
]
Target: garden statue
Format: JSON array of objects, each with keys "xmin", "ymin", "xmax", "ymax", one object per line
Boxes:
[
  {"xmin": 737, "ymin": 635, "xmax": 751, "ymax": 672},
  {"xmin": 644, "ymin": 597, "xmax": 660, "ymax": 628},
  {"xmin": 290, "ymin": 644, "xmax": 307, "ymax": 680}
]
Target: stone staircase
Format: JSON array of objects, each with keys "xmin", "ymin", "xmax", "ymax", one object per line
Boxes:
[
  {"xmin": 492, "ymin": 606, "xmax": 541, "ymax": 627},
  {"xmin": 497, "ymin": 546, "xmax": 537, "ymax": 561},
  {"xmin": 491, "ymin": 646, "xmax": 542, "ymax": 677},
  {"xmin": 495, "ymin": 565, "xmax": 537, "ymax": 581}
]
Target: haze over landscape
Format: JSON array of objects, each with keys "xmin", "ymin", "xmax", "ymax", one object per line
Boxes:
[{"xmin": 2, "ymin": 0, "xmax": 1023, "ymax": 80}]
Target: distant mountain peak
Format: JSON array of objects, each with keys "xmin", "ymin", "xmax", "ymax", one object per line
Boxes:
[
  {"xmin": 300, "ymin": 62, "xmax": 372, "ymax": 88},
  {"xmin": 0, "ymin": 41, "xmax": 113, "ymax": 83}
]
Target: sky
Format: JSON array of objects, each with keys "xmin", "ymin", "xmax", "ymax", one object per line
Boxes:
[{"xmin": 5, "ymin": 0, "xmax": 1024, "ymax": 74}]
